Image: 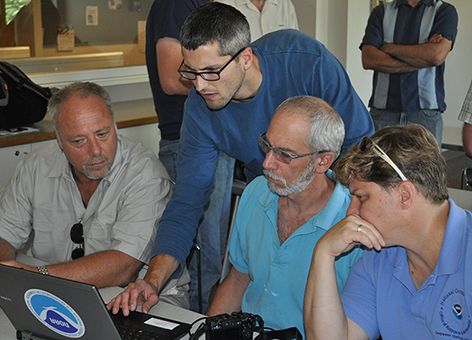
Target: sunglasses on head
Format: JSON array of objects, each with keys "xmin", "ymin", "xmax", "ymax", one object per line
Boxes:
[{"xmin": 359, "ymin": 136, "xmax": 408, "ymax": 182}]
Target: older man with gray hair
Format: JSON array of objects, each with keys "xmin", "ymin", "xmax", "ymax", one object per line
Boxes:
[
  {"xmin": 0, "ymin": 82, "xmax": 189, "ymax": 307},
  {"xmin": 207, "ymin": 96, "xmax": 363, "ymax": 336}
]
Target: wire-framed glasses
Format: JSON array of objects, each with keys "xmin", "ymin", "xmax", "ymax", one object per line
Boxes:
[
  {"xmin": 178, "ymin": 47, "xmax": 246, "ymax": 81},
  {"xmin": 258, "ymin": 133, "xmax": 326, "ymax": 164}
]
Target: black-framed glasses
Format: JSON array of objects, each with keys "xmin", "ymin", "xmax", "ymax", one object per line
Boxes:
[
  {"xmin": 359, "ymin": 137, "xmax": 408, "ymax": 181},
  {"xmin": 178, "ymin": 47, "xmax": 247, "ymax": 81},
  {"xmin": 258, "ymin": 133, "xmax": 326, "ymax": 164},
  {"xmin": 70, "ymin": 222, "xmax": 84, "ymax": 260}
]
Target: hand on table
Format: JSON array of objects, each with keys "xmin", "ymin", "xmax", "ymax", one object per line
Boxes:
[{"xmin": 107, "ymin": 278, "xmax": 159, "ymax": 316}]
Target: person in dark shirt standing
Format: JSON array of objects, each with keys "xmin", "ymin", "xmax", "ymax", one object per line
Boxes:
[{"xmin": 361, "ymin": 0, "xmax": 458, "ymax": 144}]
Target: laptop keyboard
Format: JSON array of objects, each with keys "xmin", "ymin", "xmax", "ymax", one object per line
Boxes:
[{"xmin": 116, "ymin": 324, "xmax": 163, "ymax": 340}]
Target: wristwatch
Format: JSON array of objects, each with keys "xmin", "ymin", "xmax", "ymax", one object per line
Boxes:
[{"xmin": 37, "ymin": 265, "xmax": 49, "ymax": 275}]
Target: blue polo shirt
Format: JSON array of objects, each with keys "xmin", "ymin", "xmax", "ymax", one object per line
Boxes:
[
  {"xmin": 361, "ymin": 0, "xmax": 458, "ymax": 112},
  {"xmin": 229, "ymin": 172, "xmax": 363, "ymax": 337},
  {"xmin": 342, "ymin": 200, "xmax": 472, "ymax": 339}
]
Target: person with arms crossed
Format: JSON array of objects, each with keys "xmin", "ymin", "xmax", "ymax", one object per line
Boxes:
[
  {"xmin": 459, "ymin": 80, "xmax": 472, "ymax": 158},
  {"xmin": 215, "ymin": 0, "xmax": 298, "ymax": 41},
  {"xmin": 146, "ymin": 0, "xmax": 234, "ymax": 312},
  {"xmin": 304, "ymin": 124, "xmax": 472, "ymax": 339},
  {"xmin": 109, "ymin": 2, "xmax": 374, "ymax": 316},
  {"xmin": 0, "ymin": 82, "xmax": 188, "ymax": 307},
  {"xmin": 361, "ymin": 0, "xmax": 458, "ymax": 144},
  {"xmin": 207, "ymin": 96, "xmax": 363, "ymax": 336}
]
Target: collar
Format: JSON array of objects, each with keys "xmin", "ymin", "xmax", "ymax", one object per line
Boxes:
[
  {"xmin": 234, "ymin": 0, "xmax": 279, "ymax": 7},
  {"xmin": 394, "ymin": 0, "xmax": 435, "ymax": 8},
  {"xmin": 434, "ymin": 199, "xmax": 468, "ymax": 276},
  {"xmin": 260, "ymin": 170, "xmax": 350, "ymax": 233},
  {"xmin": 391, "ymin": 199, "xmax": 468, "ymax": 290}
]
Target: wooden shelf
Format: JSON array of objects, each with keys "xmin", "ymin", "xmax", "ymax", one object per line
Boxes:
[{"xmin": 0, "ymin": 98, "xmax": 157, "ymax": 148}]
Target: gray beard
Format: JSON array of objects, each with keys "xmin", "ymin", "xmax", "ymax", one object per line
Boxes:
[{"xmin": 264, "ymin": 159, "xmax": 316, "ymax": 196}]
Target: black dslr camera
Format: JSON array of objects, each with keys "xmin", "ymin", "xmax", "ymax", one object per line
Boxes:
[{"xmin": 205, "ymin": 312, "xmax": 264, "ymax": 340}]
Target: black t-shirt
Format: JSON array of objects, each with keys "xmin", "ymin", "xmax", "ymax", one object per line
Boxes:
[{"xmin": 145, "ymin": 0, "xmax": 207, "ymax": 140}]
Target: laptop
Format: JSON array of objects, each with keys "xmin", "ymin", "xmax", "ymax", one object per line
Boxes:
[{"xmin": 0, "ymin": 264, "xmax": 191, "ymax": 340}]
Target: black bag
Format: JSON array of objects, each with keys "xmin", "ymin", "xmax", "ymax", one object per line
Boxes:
[{"xmin": 0, "ymin": 61, "xmax": 52, "ymax": 129}]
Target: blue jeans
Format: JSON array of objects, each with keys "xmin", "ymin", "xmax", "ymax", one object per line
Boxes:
[
  {"xmin": 159, "ymin": 139, "xmax": 234, "ymax": 313},
  {"xmin": 370, "ymin": 108, "xmax": 443, "ymax": 145}
]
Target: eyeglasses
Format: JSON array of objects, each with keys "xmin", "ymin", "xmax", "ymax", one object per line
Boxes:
[
  {"xmin": 178, "ymin": 47, "xmax": 246, "ymax": 81},
  {"xmin": 70, "ymin": 222, "xmax": 84, "ymax": 260},
  {"xmin": 360, "ymin": 137, "xmax": 407, "ymax": 181},
  {"xmin": 258, "ymin": 133, "xmax": 326, "ymax": 164}
]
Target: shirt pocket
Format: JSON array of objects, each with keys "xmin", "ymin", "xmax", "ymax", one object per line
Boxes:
[
  {"xmin": 31, "ymin": 207, "xmax": 72, "ymax": 263},
  {"xmin": 85, "ymin": 218, "xmax": 112, "ymax": 254}
]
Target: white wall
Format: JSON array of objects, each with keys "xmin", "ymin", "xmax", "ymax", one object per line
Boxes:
[
  {"xmin": 345, "ymin": 1, "xmax": 371, "ymax": 108},
  {"xmin": 442, "ymin": 0, "xmax": 472, "ymax": 140},
  {"xmin": 293, "ymin": 0, "xmax": 472, "ymax": 146},
  {"xmin": 292, "ymin": 0, "xmax": 316, "ymax": 38}
]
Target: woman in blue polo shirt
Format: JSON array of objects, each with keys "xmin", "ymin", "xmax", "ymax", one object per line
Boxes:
[{"xmin": 304, "ymin": 124, "xmax": 472, "ymax": 340}]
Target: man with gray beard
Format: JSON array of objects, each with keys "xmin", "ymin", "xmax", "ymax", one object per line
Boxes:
[
  {"xmin": 206, "ymin": 96, "xmax": 364, "ymax": 336},
  {"xmin": 0, "ymin": 82, "xmax": 188, "ymax": 307}
]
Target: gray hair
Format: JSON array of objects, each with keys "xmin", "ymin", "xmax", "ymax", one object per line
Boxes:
[
  {"xmin": 180, "ymin": 2, "xmax": 251, "ymax": 56},
  {"xmin": 49, "ymin": 82, "xmax": 113, "ymax": 130},
  {"xmin": 276, "ymin": 96, "xmax": 345, "ymax": 157}
]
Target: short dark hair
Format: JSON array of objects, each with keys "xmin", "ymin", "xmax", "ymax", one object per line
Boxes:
[{"xmin": 180, "ymin": 2, "xmax": 250, "ymax": 56}]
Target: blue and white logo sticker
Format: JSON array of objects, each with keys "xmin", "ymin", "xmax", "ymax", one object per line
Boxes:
[{"xmin": 24, "ymin": 289, "xmax": 85, "ymax": 338}]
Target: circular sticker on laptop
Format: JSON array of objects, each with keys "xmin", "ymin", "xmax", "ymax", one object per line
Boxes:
[{"xmin": 24, "ymin": 289, "xmax": 85, "ymax": 338}]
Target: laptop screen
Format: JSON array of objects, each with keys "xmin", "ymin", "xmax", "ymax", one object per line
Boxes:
[{"xmin": 0, "ymin": 264, "xmax": 190, "ymax": 340}]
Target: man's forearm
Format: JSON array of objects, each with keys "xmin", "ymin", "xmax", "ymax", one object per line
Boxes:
[
  {"xmin": 207, "ymin": 267, "xmax": 250, "ymax": 316},
  {"xmin": 46, "ymin": 250, "xmax": 143, "ymax": 288},
  {"xmin": 0, "ymin": 238, "xmax": 16, "ymax": 261},
  {"xmin": 362, "ymin": 45, "xmax": 417, "ymax": 74},
  {"xmin": 463, "ymin": 123, "xmax": 472, "ymax": 158},
  {"xmin": 143, "ymin": 254, "xmax": 180, "ymax": 294},
  {"xmin": 304, "ymin": 249, "xmax": 348, "ymax": 340},
  {"xmin": 381, "ymin": 40, "xmax": 450, "ymax": 69}
]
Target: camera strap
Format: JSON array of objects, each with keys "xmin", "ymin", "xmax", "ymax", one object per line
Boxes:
[{"xmin": 254, "ymin": 327, "xmax": 303, "ymax": 340}]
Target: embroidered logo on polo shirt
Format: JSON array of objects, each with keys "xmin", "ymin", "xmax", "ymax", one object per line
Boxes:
[
  {"xmin": 435, "ymin": 288, "xmax": 471, "ymax": 338},
  {"xmin": 24, "ymin": 289, "xmax": 85, "ymax": 338},
  {"xmin": 453, "ymin": 304, "xmax": 463, "ymax": 320}
]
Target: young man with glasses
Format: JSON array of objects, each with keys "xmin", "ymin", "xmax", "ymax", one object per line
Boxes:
[
  {"xmin": 0, "ymin": 82, "xmax": 189, "ymax": 307},
  {"xmin": 304, "ymin": 124, "xmax": 472, "ymax": 339},
  {"xmin": 109, "ymin": 2, "xmax": 373, "ymax": 316},
  {"xmin": 205, "ymin": 96, "xmax": 363, "ymax": 336},
  {"xmin": 146, "ymin": 0, "xmax": 234, "ymax": 313}
]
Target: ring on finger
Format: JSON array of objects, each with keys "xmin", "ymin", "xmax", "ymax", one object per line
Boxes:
[{"xmin": 357, "ymin": 225, "xmax": 363, "ymax": 233}]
